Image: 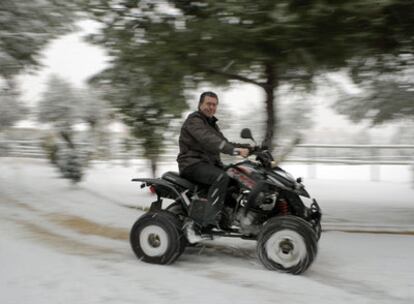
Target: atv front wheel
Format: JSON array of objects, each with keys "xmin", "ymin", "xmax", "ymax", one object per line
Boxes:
[
  {"xmin": 257, "ymin": 216, "xmax": 318, "ymax": 274},
  {"xmin": 313, "ymin": 220, "xmax": 322, "ymax": 241},
  {"xmin": 130, "ymin": 211, "xmax": 186, "ymax": 265}
]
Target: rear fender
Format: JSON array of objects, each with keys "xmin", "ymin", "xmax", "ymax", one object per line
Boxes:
[{"xmin": 132, "ymin": 178, "xmax": 191, "ymax": 212}]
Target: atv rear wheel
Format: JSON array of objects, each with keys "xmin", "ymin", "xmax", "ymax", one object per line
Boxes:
[
  {"xmin": 130, "ymin": 210, "xmax": 186, "ymax": 264},
  {"xmin": 257, "ymin": 216, "xmax": 318, "ymax": 274}
]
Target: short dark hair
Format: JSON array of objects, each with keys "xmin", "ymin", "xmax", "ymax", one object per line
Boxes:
[{"xmin": 199, "ymin": 91, "xmax": 219, "ymax": 105}]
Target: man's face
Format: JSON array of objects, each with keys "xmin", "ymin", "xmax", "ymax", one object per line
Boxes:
[{"xmin": 199, "ymin": 96, "xmax": 218, "ymax": 118}]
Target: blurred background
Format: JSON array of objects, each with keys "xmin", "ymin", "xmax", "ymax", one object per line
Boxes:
[
  {"xmin": 1, "ymin": 2, "xmax": 414, "ymax": 303},
  {"xmin": 1, "ymin": 0, "xmax": 413, "ymax": 183}
]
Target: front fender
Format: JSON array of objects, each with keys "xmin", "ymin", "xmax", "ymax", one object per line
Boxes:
[{"xmin": 295, "ymin": 187, "xmax": 310, "ymax": 198}]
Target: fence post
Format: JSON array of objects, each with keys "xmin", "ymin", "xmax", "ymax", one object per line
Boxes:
[
  {"xmin": 411, "ymin": 163, "xmax": 414, "ymax": 189},
  {"xmin": 370, "ymin": 147, "xmax": 380, "ymax": 182},
  {"xmin": 307, "ymin": 147, "xmax": 316, "ymax": 179}
]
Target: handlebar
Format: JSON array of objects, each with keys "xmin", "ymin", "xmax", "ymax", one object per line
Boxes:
[
  {"xmin": 248, "ymin": 145, "xmax": 269, "ymax": 155},
  {"xmin": 233, "ymin": 144, "xmax": 277, "ymax": 168},
  {"xmin": 233, "ymin": 145, "xmax": 268, "ymax": 155},
  {"xmin": 234, "ymin": 144, "xmax": 272, "ymax": 162},
  {"xmin": 248, "ymin": 145, "xmax": 274, "ymax": 168}
]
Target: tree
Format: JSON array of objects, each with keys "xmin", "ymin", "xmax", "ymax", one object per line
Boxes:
[
  {"xmin": 84, "ymin": 0, "xmax": 414, "ymax": 150},
  {"xmin": 37, "ymin": 75, "xmax": 84, "ymax": 182},
  {"xmin": 38, "ymin": 74, "xmax": 109, "ymax": 182},
  {"xmin": 0, "ymin": 84, "xmax": 27, "ymax": 156},
  {"xmin": 90, "ymin": 66, "xmax": 187, "ymax": 176},
  {"xmin": 335, "ymin": 65, "xmax": 414, "ymax": 124},
  {"xmin": 0, "ymin": 84, "xmax": 26, "ymax": 131},
  {"xmin": 0, "ymin": 0, "xmax": 79, "ymax": 140},
  {"xmin": 0, "ymin": 0, "xmax": 78, "ymax": 81},
  {"xmin": 38, "ymin": 75, "xmax": 81, "ymax": 147}
]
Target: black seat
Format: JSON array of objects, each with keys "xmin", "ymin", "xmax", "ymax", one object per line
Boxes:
[{"xmin": 162, "ymin": 171, "xmax": 196, "ymax": 192}]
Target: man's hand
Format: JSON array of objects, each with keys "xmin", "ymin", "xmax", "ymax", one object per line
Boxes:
[{"xmin": 234, "ymin": 148, "xmax": 250, "ymax": 158}]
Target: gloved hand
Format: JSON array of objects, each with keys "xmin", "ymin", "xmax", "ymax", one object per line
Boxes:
[
  {"xmin": 233, "ymin": 148, "xmax": 250, "ymax": 157},
  {"xmin": 256, "ymin": 151, "xmax": 272, "ymax": 168}
]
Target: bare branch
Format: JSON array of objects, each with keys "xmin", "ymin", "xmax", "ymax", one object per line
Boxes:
[{"xmin": 199, "ymin": 65, "xmax": 265, "ymax": 88}]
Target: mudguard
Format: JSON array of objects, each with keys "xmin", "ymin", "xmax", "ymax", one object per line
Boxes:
[
  {"xmin": 132, "ymin": 178, "xmax": 190, "ymax": 211},
  {"xmin": 295, "ymin": 187, "xmax": 310, "ymax": 198}
]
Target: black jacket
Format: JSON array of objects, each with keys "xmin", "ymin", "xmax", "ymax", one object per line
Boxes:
[{"xmin": 177, "ymin": 111, "xmax": 239, "ymax": 173}]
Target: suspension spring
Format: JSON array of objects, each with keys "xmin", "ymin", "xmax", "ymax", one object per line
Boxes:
[{"xmin": 277, "ymin": 199, "xmax": 289, "ymax": 215}]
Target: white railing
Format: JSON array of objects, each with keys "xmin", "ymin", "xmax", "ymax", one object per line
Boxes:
[
  {"xmin": 288, "ymin": 144, "xmax": 414, "ymax": 184},
  {"xmin": 2, "ymin": 139, "xmax": 414, "ymax": 184}
]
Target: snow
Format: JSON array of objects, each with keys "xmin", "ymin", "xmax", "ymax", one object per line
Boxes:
[{"xmin": 1, "ymin": 157, "xmax": 413, "ymax": 304}]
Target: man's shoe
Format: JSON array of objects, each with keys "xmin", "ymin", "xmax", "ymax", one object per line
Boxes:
[
  {"xmin": 217, "ymin": 207, "xmax": 233, "ymax": 230},
  {"xmin": 183, "ymin": 219, "xmax": 204, "ymax": 244}
]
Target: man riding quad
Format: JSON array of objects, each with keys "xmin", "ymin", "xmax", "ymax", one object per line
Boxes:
[
  {"xmin": 130, "ymin": 91, "xmax": 322, "ymax": 274},
  {"xmin": 177, "ymin": 91, "xmax": 249, "ymax": 234}
]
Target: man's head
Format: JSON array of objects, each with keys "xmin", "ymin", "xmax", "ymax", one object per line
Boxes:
[{"xmin": 198, "ymin": 91, "xmax": 218, "ymax": 118}]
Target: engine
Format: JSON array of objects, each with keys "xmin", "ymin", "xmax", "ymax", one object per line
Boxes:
[{"xmin": 236, "ymin": 208, "xmax": 261, "ymax": 236}]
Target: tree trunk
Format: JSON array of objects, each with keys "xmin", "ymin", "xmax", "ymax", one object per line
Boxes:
[
  {"xmin": 5, "ymin": 78, "xmax": 15, "ymax": 91},
  {"xmin": 60, "ymin": 131, "xmax": 75, "ymax": 149},
  {"xmin": 263, "ymin": 63, "xmax": 277, "ymax": 150},
  {"xmin": 150, "ymin": 157, "xmax": 157, "ymax": 178}
]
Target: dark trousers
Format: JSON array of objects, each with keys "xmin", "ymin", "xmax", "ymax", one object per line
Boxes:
[{"xmin": 181, "ymin": 162, "xmax": 229, "ymax": 226}]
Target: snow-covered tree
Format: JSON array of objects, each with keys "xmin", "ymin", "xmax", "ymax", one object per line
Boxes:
[
  {"xmin": 0, "ymin": 85, "xmax": 26, "ymax": 131},
  {"xmin": 38, "ymin": 75, "xmax": 82, "ymax": 144},
  {"xmin": 0, "ymin": 0, "xmax": 78, "ymax": 143},
  {"xmin": 56, "ymin": 148, "xmax": 85, "ymax": 184},
  {"xmin": 77, "ymin": 88, "xmax": 113, "ymax": 159},
  {"xmin": 37, "ymin": 75, "xmax": 83, "ymax": 182},
  {"xmin": 0, "ymin": 0, "xmax": 77, "ymax": 80},
  {"xmin": 38, "ymin": 74, "xmax": 110, "ymax": 183}
]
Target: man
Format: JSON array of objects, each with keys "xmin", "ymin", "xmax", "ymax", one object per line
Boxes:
[{"xmin": 177, "ymin": 91, "xmax": 249, "ymax": 228}]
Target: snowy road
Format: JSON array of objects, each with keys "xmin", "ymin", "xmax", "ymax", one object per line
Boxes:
[{"xmin": 1, "ymin": 158, "xmax": 413, "ymax": 303}]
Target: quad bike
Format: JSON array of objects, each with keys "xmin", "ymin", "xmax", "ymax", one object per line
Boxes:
[{"xmin": 130, "ymin": 128, "xmax": 322, "ymax": 274}]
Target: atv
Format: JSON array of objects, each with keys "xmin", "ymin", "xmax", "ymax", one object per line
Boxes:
[{"xmin": 130, "ymin": 128, "xmax": 322, "ymax": 274}]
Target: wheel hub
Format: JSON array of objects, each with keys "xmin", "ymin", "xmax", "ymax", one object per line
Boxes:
[
  {"xmin": 148, "ymin": 233, "xmax": 161, "ymax": 248},
  {"xmin": 265, "ymin": 229, "xmax": 307, "ymax": 268},
  {"xmin": 139, "ymin": 225, "xmax": 169, "ymax": 257},
  {"xmin": 280, "ymin": 239, "xmax": 294, "ymax": 254}
]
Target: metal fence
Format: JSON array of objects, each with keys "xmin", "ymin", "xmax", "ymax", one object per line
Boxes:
[
  {"xmin": 1, "ymin": 139, "xmax": 414, "ymax": 184},
  {"xmin": 289, "ymin": 144, "xmax": 414, "ymax": 184}
]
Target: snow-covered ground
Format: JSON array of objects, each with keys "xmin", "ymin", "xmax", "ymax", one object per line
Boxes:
[{"xmin": 1, "ymin": 157, "xmax": 413, "ymax": 304}]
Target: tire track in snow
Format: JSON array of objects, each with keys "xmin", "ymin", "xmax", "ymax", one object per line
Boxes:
[
  {"xmin": 12, "ymin": 218, "xmax": 122, "ymax": 257},
  {"xmin": 0, "ymin": 192, "xmax": 127, "ymax": 257},
  {"xmin": 48, "ymin": 213, "xmax": 129, "ymax": 241},
  {"xmin": 3, "ymin": 192, "xmax": 412, "ymax": 304},
  {"xmin": 2, "ymin": 191, "xmax": 258, "ymax": 264}
]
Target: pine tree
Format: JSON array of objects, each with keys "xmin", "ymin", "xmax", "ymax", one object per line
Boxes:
[
  {"xmin": 0, "ymin": 0, "xmax": 77, "ymax": 80},
  {"xmin": 84, "ymin": 0, "xmax": 414, "ymax": 151}
]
